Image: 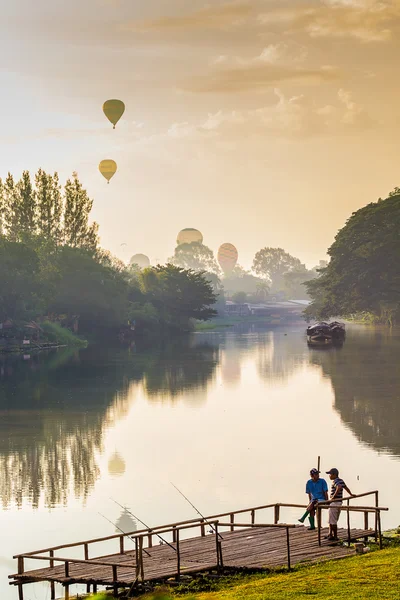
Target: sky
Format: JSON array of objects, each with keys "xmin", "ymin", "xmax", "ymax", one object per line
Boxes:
[{"xmin": 1, "ymin": 0, "xmax": 399, "ymax": 268}]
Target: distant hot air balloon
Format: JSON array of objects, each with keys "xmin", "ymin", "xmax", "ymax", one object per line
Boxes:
[
  {"xmin": 130, "ymin": 254, "xmax": 150, "ymax": 269},
  {"xmin": 103, "ymin": 99, "xmax": 125, "ymax": 129},
  {"xmin": 177, "ymin": 228, "xmax": 203, "ymax": 246},
  {"xmin": 99, "ymin": 159, "xmax": 117, "ymax": 184},
  {"xmin": 218, "ymin": 243, "xmax": 238, "ymax": 274}
]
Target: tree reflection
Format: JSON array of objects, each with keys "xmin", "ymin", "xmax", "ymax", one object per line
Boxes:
[
  {"xmin": 0, "ymin": 339, "xmax": 219, "ymax": 508},
  {"xmin": 309, "ymin": 327, "xmax": 400, "ymax": 456},
  {"xmin": 257, "ymin": 329, "xmax": 308, "ymax": 383}
]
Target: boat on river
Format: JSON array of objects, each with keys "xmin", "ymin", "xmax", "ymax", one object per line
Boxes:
[{"xmin": 306, "ymin": 321, "xmax": 346, "ymax": 346}]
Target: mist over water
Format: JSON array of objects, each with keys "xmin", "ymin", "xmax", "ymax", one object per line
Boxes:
[{"xmin": 1, "ymin": 324, "xmax": 399, "ymax": 599}]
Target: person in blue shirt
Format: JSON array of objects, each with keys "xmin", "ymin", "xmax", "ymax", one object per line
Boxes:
[{"xmin": 298, "ymin": 468, "xmax": 328, "ymax": 530}]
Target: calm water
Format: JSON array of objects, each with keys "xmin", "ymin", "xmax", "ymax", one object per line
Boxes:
[{"xmin": 1, "ymin": 324, "xmax": 400, "ymax": 599}]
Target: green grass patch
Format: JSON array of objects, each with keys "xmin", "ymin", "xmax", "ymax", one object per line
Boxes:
[{"xmin": 40, "ymin": 321, "xmax": 87, "ymax": 347}]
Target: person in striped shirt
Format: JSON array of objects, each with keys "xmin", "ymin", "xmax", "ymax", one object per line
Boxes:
[{"xmin": 326, "ymin": 468, "xmax": 353, "ymax": 541}]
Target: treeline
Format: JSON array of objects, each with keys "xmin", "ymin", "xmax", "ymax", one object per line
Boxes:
[
  {"xmin": 0, "ymin": 170, "xmax": 217, "ymax": 338},
  {"xmin": 170, "ymin": 244, "xmax": 321, "ymax": 301},
  {"xmin": 305, "ymin": 189, "xmax": 400, "ymax": 326}
]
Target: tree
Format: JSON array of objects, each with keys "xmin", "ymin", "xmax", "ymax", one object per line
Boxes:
[
  {"xmin": 305, "ymin": 191, "xmax": 400, "ymax": 326},
  {"xmin": 255, "ymin": 280, "xmax": 270, "ymax": 302},
  {"xmin": 36, "ymin": 170, "xmax": 63, "ymax": 243},
  {"xmin": 138, "ymin": 264, "xmax": 217, "ymax": 330},
  {"xmin": 223, "ymin": 265, "xmax": 264, "ymax": 296},
  {"xmin": 232, "ymin": 291, "xmax": 247, "ymax": 304},
  {"xmin": 63, "ymin": 173, "xmax": 99, "ymax": 250},
  {"xmin": 0, "ymin": 237, "xmax": 41, "ymax": 321},
  {"xmin": 283, "ymin": 267, "xmax": 317, "ymax": 300},
  {"xmin": 169, "ymin": 242, "xmax": 220, "ymax": 274},
  {"xmin": 49, "ymin": 247, "xmax": 130, "ymax": 333},
  {"xmin": 253, "ymin": 247, "xmax": 303, "ymax": 290}
]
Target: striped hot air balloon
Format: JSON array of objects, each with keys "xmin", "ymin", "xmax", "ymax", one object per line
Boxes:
[
  {"xmin": 177, "ymin": 228, "xmax": 203, "ymax": 246},
  {"xmin": 218, "ymin": 243, "xmax": 238, "ymax": 274}
]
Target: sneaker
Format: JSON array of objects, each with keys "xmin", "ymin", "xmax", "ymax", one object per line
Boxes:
[{"xmin": 307, "ymin": 527, "xmax": 316, "ymax": 531}]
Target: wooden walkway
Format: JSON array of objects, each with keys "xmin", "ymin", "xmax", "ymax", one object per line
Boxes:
[{"xmin": 9, "ymin": 492, "xmax": 388, "ymax": 599}]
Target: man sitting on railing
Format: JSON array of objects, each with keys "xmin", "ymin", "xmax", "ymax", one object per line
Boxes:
[
  {"xmin": 326, "ymin": 467, "xmax": 353, "ymax": 541},
  {"xmin": 299, "ymin": 468, "xmax": 328, "ymax": 530}
]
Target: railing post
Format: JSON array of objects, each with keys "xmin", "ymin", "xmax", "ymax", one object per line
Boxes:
[
  {"xmin": 84, "ymin": 543, "xmax": 89, "ymax": 561},
  {"xmin": 176, "ymin": 529, "xmax": 181, "ymax": 580},
  {"xmin": 18, "ymin": 583, "xmax": 24, "ymax": 600},
  {"xmin": 50, "ymin": 581, "xmax": 56, "ymax": 600},
  {"xmin": 139, "ymin": 536, "xmax": 144, "ymax": 581},
  {"xmin": 120, "ymin": 535, "xmax": 125, "ymax": 554},
  {"xmin": 317, "ymin": 506, "xmax": 322, "ymax": 547},
  {"xmin": 364, "ymin": 511, "xmax": 369, "ymax": 544},
  {"xmin": 286, "ymin": 527, "xmax": 291, "ymax": 571},
  {"xmin": 347, "ymin": 499, "xmax": 351, "ymax": 547},
  {"xmin": 251, "ymin": 510, "xmax": 255, "ymax": 525},
  {"xmin": 274, "ymin": 504, "xmax": 280, "ymax": 525},
  {"xmin": 49, "ymin": 550, "xmax": 54, "ymax": 568},
  {"xmin": 377, "ymin": 510, "xmax": 382, "ymax": 550},
  {"xmin": 215, "ymin": 522, "xmax": 220, "ymax": 571},
  {"xmin": 18, "ymin": 557, "xmax": 24, "ymax": 575},
  {"xmin": 135, "ymin": 537, "xmax": 139, "ymax": 566},
  {"xmin": 112, "ymin": 565, "xmax": 118, "ymax": 598},
  {"xmin": 172, "ymin": 526, "xmax": 177, "ymax": 543},
  {"xmin": 375, "ymin": 492, "xmax": 379, "ymax": 542},
  {"xmin": 200, "ymin": 519, "xmax": 206, "ymax": 537},
  {"xmin": 230, "ymin": 513, "xmax": 234, "ymax": 532},
  {"xmin": 148, "ymin": 533, "xmax": 153, "ymax": 548},
  {"xmin": 64, "ymin": 561, "xmax": 69, "ymax": 577}
]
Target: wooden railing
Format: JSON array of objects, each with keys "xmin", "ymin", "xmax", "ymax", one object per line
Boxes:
[{"xmin": 12, "ymin": 491, "xmax": 388, "ymax": 593}]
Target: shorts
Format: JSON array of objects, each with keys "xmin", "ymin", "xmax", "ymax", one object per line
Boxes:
[{"xmin": 329, "ymin": 502, "xmax": 342, "ymax": 525}]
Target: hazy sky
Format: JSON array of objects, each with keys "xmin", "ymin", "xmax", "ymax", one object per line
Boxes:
[{"xmin": 1, "ymin": 0, "xmax": 399, "ymax": 267}]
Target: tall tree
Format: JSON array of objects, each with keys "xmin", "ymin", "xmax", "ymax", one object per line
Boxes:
[
  {"xmin": 14, "ymin": 171, "xmax": 36, "ymax": 239},
  {"xmin": 169, "ymin": 242, "xmax": 220, "ymax": 274},
  {"xmin": 36, "ymin": 170, "xmax": 63, "ymax": 243},
  {"xmin": 305, "ymin": 190, "xmax": 400, "ymax": 326},
  {"xmin": 252, "ymin": 247, "xmax": 303, "ymax": 291},
  {"xmin": 63, "ymin": 173, "xmax": 99, "ymax": 250},
  {"xmin": 2, "ymin": 174, "xmax": 17, "ymax": 240}
]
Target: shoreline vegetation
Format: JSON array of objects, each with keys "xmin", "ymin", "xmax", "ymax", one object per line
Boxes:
[
  {"xmin": 1, "ymin": 171, "xmax": 398, "ymax": 351},
  {"xmin": 88, "ymin": 539, "xmax": 400, "ymax": 600}
]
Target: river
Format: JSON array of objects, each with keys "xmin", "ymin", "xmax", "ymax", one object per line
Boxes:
[{"xmin": 1, "ymin": 324, "xmax": 399, "ymax": 599}]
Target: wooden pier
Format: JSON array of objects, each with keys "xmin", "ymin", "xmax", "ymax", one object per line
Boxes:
[{"xmin": 9, "ymin": 491, "xmax": 388, "ymax": 599}]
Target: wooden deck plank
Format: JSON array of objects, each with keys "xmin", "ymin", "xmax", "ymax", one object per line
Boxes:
[{"xmin": 11, "ymin": 526, "xmax": 376, "ymax": 589}]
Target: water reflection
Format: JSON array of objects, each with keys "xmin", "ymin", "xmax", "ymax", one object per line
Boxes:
[
  {"xmin": 1, "ymin": 326, "xmax": 400, "ymax": 511},
  {"xmin": 308, "ymin": 327, "xmax": 400, "ymax": 456},
  {"xmin": 0, "ymin": 339, "xmax": 219, "ymax": 508}
]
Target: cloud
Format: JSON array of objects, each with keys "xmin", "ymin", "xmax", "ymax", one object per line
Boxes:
[
  {"xmin": 259, "ymin": 0, "xmax": 400, "ymax": 42},
  {"xmin": 198, "ymin": 88, "xmax": 373, "ymax": 137},
  {"xmin": 122, "ymin": 1, "xmax": 253, "ymax": 33},
  {"xmin": 183, "ymin": 62, "xmax": 339, "ymax": 93}
]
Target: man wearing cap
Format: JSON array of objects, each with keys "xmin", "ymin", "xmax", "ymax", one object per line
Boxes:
[
  {"xmin": 326, "ymin": 468, "xmax": 353, "ymax": 541},
  {"xmin": 298, "ymin": 468, "xmax": 328, "ymax": 530}
]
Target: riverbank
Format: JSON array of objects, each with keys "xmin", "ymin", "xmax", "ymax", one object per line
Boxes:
[
  {"xmin": 195, "ymin": 316, "xmax": 305, "ymax": 331},
  {"xmin": 90, "ymin": 544, "xmax": 400, "ymax": 600},
  {"xmin": 0, "ymin": 321, "xmax": 87, "ymax": 353}
]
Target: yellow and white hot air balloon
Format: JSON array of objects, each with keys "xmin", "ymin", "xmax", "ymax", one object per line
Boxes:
[
  {"xmin": 177, "ymin": 228, "xmax": 203, "ymax": 246},
  {"xmin": 103, "ymin": 99, "xmax": 125, "ymax": 129},
  {"xmin": 99, "ymin": 159, "xmax": 117, "ymax": 184}
]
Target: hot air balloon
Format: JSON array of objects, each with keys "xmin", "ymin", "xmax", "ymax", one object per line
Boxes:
[
  {"xmin": 177, "ymin": 228, "xmax": 203, "ymax": 246},
  {"xmin": 130, "ymin": 254, "xmax": 150, "ymax": 269},
  {"xmin": 218, "ymin": 243, "xmax": 238, "ymax": 274},
  {"xmin": 103, "ymin": 99, "xmax": 125, "ymax": 129},
  {"xmin": 99, "ymin": 159, "xmax": 117, "ymax": 184},
  {"xmin": 108, "ymin": 452, "xmax": 126, "ymax": 477}
]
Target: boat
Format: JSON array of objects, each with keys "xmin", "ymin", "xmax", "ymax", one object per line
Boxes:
[{"xmin": 306, "ymin": 321, "xmax": 346, "ymax": 346}]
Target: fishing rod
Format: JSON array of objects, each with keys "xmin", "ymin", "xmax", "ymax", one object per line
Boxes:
[
  {"xmin": 170, "ymin": 482, "xmax": 223, "ymax": 540},
  {"xmin": 98, "ymin": 512, "xmax": 151, "ymax": 557},
  {"xmin": 110, "ymin": 498, "xmax": 177, "ymax": 552}
]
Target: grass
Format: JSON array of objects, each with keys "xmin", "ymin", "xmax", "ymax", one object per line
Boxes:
[
  {"xmin": 40, "ymin": 321, "xmax": 87, "ymax": 347},
  {"xmin": 89, "ymin": 547, "xmax": 400, "ymax": 600}
]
